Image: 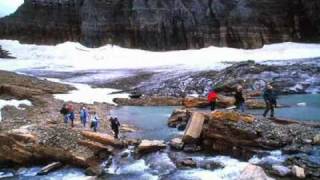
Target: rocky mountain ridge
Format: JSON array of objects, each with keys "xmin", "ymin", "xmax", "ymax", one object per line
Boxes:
[{"xmin": 0, "ymin": 0, "xmax": 319, "ymax": 50}]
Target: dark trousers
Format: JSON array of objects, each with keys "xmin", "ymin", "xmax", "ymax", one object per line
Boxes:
[
  {"xmin": 112, "ymin": 128, "xmax": 119, "ymax": 139},
  {"xmin": 210, "ymin": 101, "xmax": 216, "ymax": 111},
  {"xmin": 81, "ymin": 117, "xmax": 87, "ymax": 127},
  {"xmin": 70, "ymin": 118, "xmax": 74, "ymax": 127},
  {"xmin": 91, "ymin": 121, "xmax": 97, "ymax": 132},
  {"xmin": 263, "ymin": 102, "xmax": 275, "ymax": 118}
]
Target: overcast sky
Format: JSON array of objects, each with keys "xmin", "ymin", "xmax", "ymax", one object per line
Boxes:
[{"xmin": 0, "ymin": 0, "xmax": 24, "ymax": 17}]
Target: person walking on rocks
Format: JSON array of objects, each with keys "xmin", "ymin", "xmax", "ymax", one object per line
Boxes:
[
  {"xmin": 109, "ymin": 117, "xmax": 121, "ymax": 139},
  {"xmin": 208, "ymin": 88, "xmax": 218, "ymax": 111},
  {"xmin": 80, "ymin": 105, "xmax": 89, "ymax": 127},
  {"xmin": 60, "ymin": 104, "xmax": 69, "ymax": 124},
  {"xmin": 91, "ymin": 112, "xmax": 99, "ymax": 132},
  {"xmin": 263, "ymin": 84, "xmax": 277, "ymax": 118},
  {"xmin": 66, "ymin": 103, "xmax": 75, "ymax": 127},
  {"xmin": 234, "ymin": 85, "xmax": 245, "ymax": 112}
]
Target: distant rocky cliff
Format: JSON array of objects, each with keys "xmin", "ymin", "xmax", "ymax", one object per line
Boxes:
[{"xmin": 0, "ymin": 0, "xmax": 319, "ymax": 50}]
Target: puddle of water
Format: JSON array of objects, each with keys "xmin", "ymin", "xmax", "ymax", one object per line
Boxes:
[{"xmin": 110, "ymin": 106, "xmax": 180, "ymax": 140}]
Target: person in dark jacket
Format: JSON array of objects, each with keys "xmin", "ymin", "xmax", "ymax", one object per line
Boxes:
[
  {"xmin": 234, "ymin": 85, "xmax": 245, "ymax": 112},
  {"xmin": 263, "ymin": 84, "xmax": 277, "ymax": 118},
  {"xmin": 109, "ymin": 117, "xmax": 121, "ymax": 139},
  {"xmin": 91, "ymin": 112, "xmax": 99, "ymax": 132},
  {"xmin": 60, "ymin": 104, "xmax": 69, "ymax": 123}
]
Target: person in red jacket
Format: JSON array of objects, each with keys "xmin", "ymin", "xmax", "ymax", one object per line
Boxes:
[{"xmin": 208, "ymin": 89, "xmax": 218, "ymax": 111}]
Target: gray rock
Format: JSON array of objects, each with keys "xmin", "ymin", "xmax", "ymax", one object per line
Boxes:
[
  {"xmin": 272, "ymin": 165, "xmax": 291, "ymax": 177},
  {"xmin": 1, "ymin": 0, "xmax": 320, "ymax": 50},
  {"xmin": 292, "ymin": 165, "xmax": 306, "ymax": 179}
]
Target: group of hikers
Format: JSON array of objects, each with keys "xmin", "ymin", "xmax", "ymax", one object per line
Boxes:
[
  {"xmin": 60, "ymin": 104, "xmax": 121, "ymax": 138},
  {"xmin": 207, "ymin": 84, "xmax": 278, "ymax": 118}
]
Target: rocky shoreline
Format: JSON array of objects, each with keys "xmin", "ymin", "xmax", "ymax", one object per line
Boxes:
[
  {"xmin": 0, "ymin": 70, "xmax": 130, "ymax": 175},
  {"xmin": 167, "ymin": 109, "xmax": 320, "ymax": 179}
]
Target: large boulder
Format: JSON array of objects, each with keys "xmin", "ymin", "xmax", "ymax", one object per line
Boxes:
[
  {"xmin": 182, "ymin": 97, "xmax": 208, "ymax": 108},
  {"xmin": 113, "ymin": 97, "xmax": 183, "ymax": 106},
  {"xmin": 239, "ymin": 164, "xmax": 274, "ymax": 180},
  {"xmin": 81, "ymin": 131, "xmax": 123, "ymax": 147},
  {"xmin": 170, "ymin": 138, "xmax": 184, "ymax": 150},
  {"xmin": 313, "ymin": 134, "xmax": 320, "ymax": 145},
  {"xmin": 168, "ymin": 109, "xmax": 191, "ymax": 128},
  {"xmin": 0, "ymin": 84, "xmax": 44, "ymax": 99},
  {"xmin": 182, "ymin": 112, "xmax": 205, "ymax": 143},
  {"xmin": 217, "ymin": 95, "xmax": 235, "ymax": 108},
  {"xmin": 136, "ymin": 140, "xmax": 166, "ymax": 154},
  {"xmin": 78, "ymin": 140, "xmax": 114, "ymax": 153},
  {"xmin": 292, "ymin": 165, "xmax": 306, "ymax": 179},
  {"xmin": 211, "ymin": 111, "xmax": 255, "ymax": 123}
]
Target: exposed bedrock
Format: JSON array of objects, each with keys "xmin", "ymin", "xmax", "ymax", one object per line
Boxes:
[
  {"xmin": 0, "ymin": 0, "xmax": 319, "ymax": 50},
  {"xmin": 168, "ymin": 109, "xmax": 320, "ymax": 160}
]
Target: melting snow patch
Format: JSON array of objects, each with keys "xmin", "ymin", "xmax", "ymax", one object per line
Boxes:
[
  {"xmin": 0, "ymin": 99, "xmax": 32, "ymax": 121},
  {"xmin": 47, "ymin": 78, "xmax": 129, "ymax": 105}
]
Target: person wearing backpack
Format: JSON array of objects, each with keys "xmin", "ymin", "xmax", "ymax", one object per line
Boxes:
[
  {"xmin": 263, "ymin": 84, "xmax": 277, "ymax": 118},
  {"xmin": 234, "ymin": 85, "xmax": 245, "ymax": 112},
  {"xmin": 109, "ymin": 117, "xmax": 121, "ymax": 139},
  {"xmin": 60, "ymin": 104, "xmax": 69, "ymax": 123},
  {"xmin": 90, "ymin": 112, "xmax": 99, "ymax": 132},
  {"xmin": 208, "ymin": 89, "xmax": 218, "ymax": 111}
]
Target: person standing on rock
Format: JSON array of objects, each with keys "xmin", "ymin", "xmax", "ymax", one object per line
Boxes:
[
  {"xmin": 60, "ymin": 104, "xmax": 69, "ymax": 124},
  {"xmin": 208, "ymin": 88, "xmax": 218, "ymax": 111},
  {"xmin": 90, "ymin": 112, "xmax": 99, "ymax": 132},
  {"xmin": 234, "ymin": 85, "xmax": 245, "ymax": 112},
  {"xmin": 263, "ymin": 84, "xmax": 277, "ymax": 118},
  {"xmin": 80, "ymin": 105, "xmax": 89, "ymax": 127},
  {"xmin": 109, "ymin": 117, "xmax": 121, "ymax": 139},
  {"xmin": 66, "ymin": 103, "xmax": 75, "ymax": 127}
]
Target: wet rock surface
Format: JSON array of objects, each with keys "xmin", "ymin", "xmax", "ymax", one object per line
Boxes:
[{"xmin": 1, "ymin": 0, "xmax": 320, "ymax": 50}]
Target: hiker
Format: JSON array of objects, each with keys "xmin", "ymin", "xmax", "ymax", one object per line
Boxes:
[
  {"xmin": 263, "ymin": 84, "xmax": 277, "ymax": 118},
  {"xmin": 90, "ymin": 112, "xmax": 99, "ymax": 132},
  {"xmin": 109, "ymin": 117, "xmax": 121, "ymax": 139},
  {"xmin": 60, "ymin": 104, "xmax": 69, "ymax": 123},
  {"xmin": 234, "ymin": 85, "xmax": 245, "ymax": 112},
  {"xmin": 80, "ymin": 106, "xmax": 89, "ymax": 127},
  {"xmin": 208, "ymin": 89, "xmax": 218, "ymax": 111},
  {"xmin": 69, "ymin": 111, "xmax": 75, "ymax": 127},
  {"xmin": 66, "ymin": 103, "xmax": 75, "ymax": 127}
]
